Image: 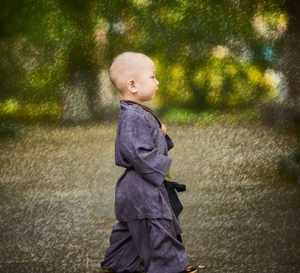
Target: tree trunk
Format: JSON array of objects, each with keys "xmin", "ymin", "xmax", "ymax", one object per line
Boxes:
[{"xmin": 281, "ymin": 1, "xmax": 300, "ymax": 100}]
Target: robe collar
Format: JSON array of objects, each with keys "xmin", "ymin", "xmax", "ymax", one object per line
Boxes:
[{"xmin": 120, "ymin": 99, "xmax": 162, "ymax": 128}]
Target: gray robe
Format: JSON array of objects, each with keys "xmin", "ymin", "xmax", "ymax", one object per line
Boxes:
[
  {"xmin": 99, "ymin": 100, "xmax": 190, "ymax": 273},
  {"xmin": 114, "ymin": 100, "xmax": 177, "ymax": 222}
]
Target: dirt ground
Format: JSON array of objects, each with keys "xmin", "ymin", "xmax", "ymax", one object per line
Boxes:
[{"xmin": 1, "ymin": 119, "xmax": 300, "ymax": 273}]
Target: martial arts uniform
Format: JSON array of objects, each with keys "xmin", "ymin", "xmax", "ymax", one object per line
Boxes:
[{"xmin": 100, "ymin": 100, "xmax": 189, "ymax": 273}]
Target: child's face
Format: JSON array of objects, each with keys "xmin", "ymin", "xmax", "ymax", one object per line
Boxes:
[{"xmin": 128, "ymin": 59, "xmax": 159, "ymax": 102}]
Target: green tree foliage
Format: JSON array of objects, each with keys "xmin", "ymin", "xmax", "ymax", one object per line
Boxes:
[{"xmin": 0, "ymin": 0, "xmax": 287, "ymax": 120}]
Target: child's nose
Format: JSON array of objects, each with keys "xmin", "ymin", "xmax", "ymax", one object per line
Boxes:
[{"xmin": 155, "ymin": 79, "xmax": 159, "ymax": 85}]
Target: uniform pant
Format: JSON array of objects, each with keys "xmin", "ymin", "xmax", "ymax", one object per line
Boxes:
[{"xmin": 100, "ymin": 218, "xmax": 189, "ymax": 273}]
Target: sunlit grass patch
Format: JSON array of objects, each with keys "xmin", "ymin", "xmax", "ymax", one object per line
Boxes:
[
  {"xmin": 161, "ymin": 106, "xmax": 260, "ymax": 126},
  {"xmin": 0, "ymin": 100, "xmax": 61, "ymax": 121}
]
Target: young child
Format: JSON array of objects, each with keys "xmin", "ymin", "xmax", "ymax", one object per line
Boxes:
[{"xmin": 99, "ymin": 52, "xmax": 199, "ymax": 273}]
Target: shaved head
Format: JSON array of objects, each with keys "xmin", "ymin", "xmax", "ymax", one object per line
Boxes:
[{"xmin": 109, "ymin": 51, "xmax": 154, "ymax": 94}]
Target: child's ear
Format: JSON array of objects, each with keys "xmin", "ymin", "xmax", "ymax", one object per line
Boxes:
[{"xmin": 127, "ymin": 79, "xmax": 138, "ymax": 93}]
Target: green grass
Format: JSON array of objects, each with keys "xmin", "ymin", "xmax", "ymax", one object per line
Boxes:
[{"xmin": 160, "ymin": 106, "xmax": 260, "ymax": 126}]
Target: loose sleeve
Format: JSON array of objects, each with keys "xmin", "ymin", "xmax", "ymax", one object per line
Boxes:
[{"xmin": 119, "ymin": 112, "xmax": 172, "ymax": 187}]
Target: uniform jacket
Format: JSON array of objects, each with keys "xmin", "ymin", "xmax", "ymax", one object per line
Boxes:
[{"xmin": 114, "ymin": 99, "xmax": 177, "ymax": 221}]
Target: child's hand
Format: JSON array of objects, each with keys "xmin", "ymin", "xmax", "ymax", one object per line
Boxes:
[{"xmin": 160, "ymin": 123, "xmax": 167, "ymax": 135}]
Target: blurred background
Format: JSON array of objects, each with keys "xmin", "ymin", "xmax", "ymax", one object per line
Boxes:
[
  {"xmin": 1, "ymin": 1, "xmax": 300, "ymax": 272},
  {"xmin": 0, "ymin": 0, "xmax": 294, "ymax": 120}
]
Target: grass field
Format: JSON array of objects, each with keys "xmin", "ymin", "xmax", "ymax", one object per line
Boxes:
[{"xmin": 1, "ymin": 112, "xmax": 300, "ymax": 273}]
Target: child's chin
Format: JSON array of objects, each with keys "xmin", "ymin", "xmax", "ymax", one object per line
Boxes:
[{"xmin": 146, "ymin": 96, "xmax": 154, "ymax": 101}]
